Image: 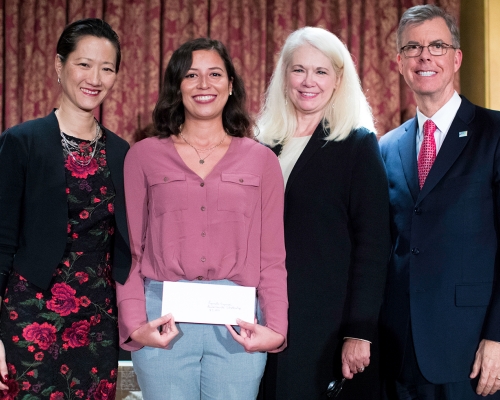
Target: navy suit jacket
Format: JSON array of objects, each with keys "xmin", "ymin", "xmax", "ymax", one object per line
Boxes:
[
  {"xmin": 0, "ymin": 111, "xmax": 131, "ymax": 295},
  {"xmin": 379, "ymin": 96, "xmax": 500, "ymax": 384}
]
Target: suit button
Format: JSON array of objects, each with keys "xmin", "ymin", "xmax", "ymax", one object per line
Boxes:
[
  {"xmin": 411, "ymin": 248, "xmax": 420, "ymax": 255},
  {"xmin": 414, "ymin": 207, "xmax": 422, "ymax": 215}
]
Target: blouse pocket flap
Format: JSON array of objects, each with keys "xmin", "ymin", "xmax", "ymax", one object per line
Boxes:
[
  {"xmin": 148, "ymin": 172, "xmax": 187, "ymax": 186},
  {"xmin": 220, "ymin": 173, "xmax": 260, "ymax": 187}
]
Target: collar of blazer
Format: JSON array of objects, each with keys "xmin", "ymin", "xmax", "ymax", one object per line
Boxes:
[
  {"xmin": 271, "ymin": 122, "xmax": 326, "ymax": 196},
  {"xmin": 398, "ymin": 96, "xmax": 475, "ymax": 204}
]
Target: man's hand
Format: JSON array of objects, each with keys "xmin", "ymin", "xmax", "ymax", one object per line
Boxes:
[
  {"xmin": 470, "ymin": 339, "xmax": 500, "ymax": 395},
  {"xmin": 341, "ymin": 338, "xmax": 370, "ymax": 379},
  {"xmin": 130, "ymin": 314, "xmax": 179, "ymax": 348}
]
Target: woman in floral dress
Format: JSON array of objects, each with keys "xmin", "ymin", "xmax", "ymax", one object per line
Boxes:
[{"xmin": 0, "ymin": 19, "xmax": 130, "ymax": 399}]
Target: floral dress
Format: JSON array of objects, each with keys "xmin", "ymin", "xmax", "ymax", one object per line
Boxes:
[{"xmin": 0, "ymin": 132, "xmax": 119, "ymax": 400}]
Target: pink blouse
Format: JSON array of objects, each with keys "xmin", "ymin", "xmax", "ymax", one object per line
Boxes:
[{"xmin": 116, "ymin": 136, "xmax": 288, "ymax": 351}]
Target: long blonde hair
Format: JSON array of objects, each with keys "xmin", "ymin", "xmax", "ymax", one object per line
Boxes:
[{"xmin": 257, "ymin": 27, "xmax": 375, "ymax": 146}]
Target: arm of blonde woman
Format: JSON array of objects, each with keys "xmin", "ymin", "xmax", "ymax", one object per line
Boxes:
[
  {"xmin": 129, "ymin": 314, "xmax": 179, "ymax": 349},
  {"xmin": 225, "ymin": 318, "xmax": 285, "ymax": 353},
  {"xmin": 341, "ymin": 338, "xmax": 371, "ymax": 379}
]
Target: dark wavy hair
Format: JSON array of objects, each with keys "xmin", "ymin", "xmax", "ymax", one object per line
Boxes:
[
  {"xmin": 57, "ymin": 18, "xmax": 121, "ymax": 72},
  {"xmin": 153, "ymin": 38, "xmax": 252, "ymax": 138}
]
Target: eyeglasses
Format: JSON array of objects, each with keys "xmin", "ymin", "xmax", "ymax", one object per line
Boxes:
[
  {"xmin": 325, "ymin": 378, "xmax": 345, "ymax": 398},
  {"xmin": 400, "ymin": 42, "xmax": 456, "ymax": 58}
]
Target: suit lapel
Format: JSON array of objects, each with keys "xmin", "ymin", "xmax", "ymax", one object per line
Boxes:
[
  {"xmin": 285, "ymin": 123, "xmax": 325, "ymax": 196},
  {"xmin": 398, "ymin": 118, "xmax": 419, "ymax": 203},
  {"xmin": 417, "ymin": 98, "xmax": 475, "ymax": 203}
]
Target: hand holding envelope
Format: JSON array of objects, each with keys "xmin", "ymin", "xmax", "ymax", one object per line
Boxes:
[
  {"xmin": 130, "ymin": 313, "xmax": 179, "ymax": 349},
  {"xmin": 226, "ymin": 319, "xmax": 285, "ymax": 353}
]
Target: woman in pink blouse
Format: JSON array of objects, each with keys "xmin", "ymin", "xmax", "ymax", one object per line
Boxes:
[{"xmin": 116, "ymin": 38, "xmax": 288, "ymax": 399}]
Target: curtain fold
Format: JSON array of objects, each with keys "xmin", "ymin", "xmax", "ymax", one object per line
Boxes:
[{"xmin": 0, "ymin": 0, "xmax": 460, "ymax": 139}]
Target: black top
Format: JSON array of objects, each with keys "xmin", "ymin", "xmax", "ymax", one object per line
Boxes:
[
  {"xmin": 265, "ymin": 124, "xmax": 391, "ymax": 399},
  {"xmin": 0, "ymin": 111, "xmax": 131, "ymax": 295}
]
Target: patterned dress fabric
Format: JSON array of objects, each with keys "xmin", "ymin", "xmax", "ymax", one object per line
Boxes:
[{"xmin": 0, "ymin": 132, "xmax": 119, "ymax": 400}]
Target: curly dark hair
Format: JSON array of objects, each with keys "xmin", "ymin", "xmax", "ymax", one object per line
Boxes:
[{"xmin": 152, "ymin": 38, "xmax": 252, "ymax": 138}]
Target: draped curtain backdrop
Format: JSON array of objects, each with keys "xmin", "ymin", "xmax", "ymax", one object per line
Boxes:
[{"xmin": 0, "ymin": 0, "xmax": 459, "ymax": 142}]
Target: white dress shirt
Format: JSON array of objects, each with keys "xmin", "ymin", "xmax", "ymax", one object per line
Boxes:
[{"xmin": 416, "ymin": 91, "xmax": 462, "ymax": 157}]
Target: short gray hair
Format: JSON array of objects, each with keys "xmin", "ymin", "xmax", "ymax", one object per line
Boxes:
[{"xmin": 397, "ymin": 4, "xmax": 460, "ymax": 51}]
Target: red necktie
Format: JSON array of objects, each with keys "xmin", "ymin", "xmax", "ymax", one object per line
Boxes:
[{"xmin": 418, "ymin": 119, "xmax": 437, "ymax": 189}]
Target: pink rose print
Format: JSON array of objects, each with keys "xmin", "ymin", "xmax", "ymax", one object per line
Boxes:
[
  {"xmin": 64, "ymin": 153, "xmax": 98, "ymax": 179},
  {"xmin": 79, "ymin": 210, "xmax": 89, "ymax": 219},
  {"xmin": 50, "ymin": 391, "xmax": 64, "ymax": 400},
  {"xmin": 79, "ymin": 296, "xmax": 91, "ymax": 307},
  {"xmin": 1, "ymin": 377, "xmax": 19, "ymax": 399},
  {"xmin": 75, "ymin": 272, "xmax": 89, "ymax": 284},
  {"xmin": 46, "ymin": 283, "xmax": 80, "ymax": 316},
  {"xmin": 62, "ymin": 320, "xmax": 90, "ymax": 348},
  {"xmin": 22, "ymin": 322, "xmax": 57, "ymax": 350},
  {"xmin": 94, "ymin": 379, "xmax": 116, "ymax": 400}
]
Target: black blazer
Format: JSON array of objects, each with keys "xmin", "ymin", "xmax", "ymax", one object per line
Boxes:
[
  {"xmin": 265, "ymin": 123, "xmax": 391, "ymax": 399},
  {"xmin": 379, "ymin": 96, "xmax": 500, "ymax": 383},
  {"xmin": 0, "ymin": 111, "xmax": 131, "ymax": 295}
]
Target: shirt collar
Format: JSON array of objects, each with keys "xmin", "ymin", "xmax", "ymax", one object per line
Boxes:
[{"xmin": 416, "ymin": 91, "xmax": 462, "ymax": 134}]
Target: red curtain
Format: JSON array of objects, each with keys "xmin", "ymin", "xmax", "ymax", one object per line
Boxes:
[{"xmin": 0, "ymin": 0, "xmax": 459, "ymax": 142}]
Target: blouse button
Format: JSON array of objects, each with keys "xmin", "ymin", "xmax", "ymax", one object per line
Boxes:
[
  {"xmin": 200, "ymin": 182, "xmax": 205, "ymax": 187},
  {"xmin": 201, "ymin": 206, "xmax": 206, "ymax": 211},
  {"xmin": 201, "ymin": 257, "xmax": 206, "ymax": 262},
  {"xmin": 201, "ymin": 231, "xmax": 206, "ymax": 237},
  {"xmin": 239, "ymin": 178, "xmax": 244, "ymax": 183},
  {"xmin": 163, "ymin": 177, "xmax": 168, "ymax": 182},
  {"xmin": 197, "ymin": 276, "xmax": 204, "ymax": 280}
]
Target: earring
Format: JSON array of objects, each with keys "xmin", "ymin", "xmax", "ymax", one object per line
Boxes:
[
  {"xmin": 229, "ymin": 90, "xmax": 232, "ymax": 96},
  {"xmin": 57, "ymin": 77, "xmax": 61, "ymax": 84},
  {"xmin": 284, "ymin": 89, "xmax": 288, "ymax": 106}
]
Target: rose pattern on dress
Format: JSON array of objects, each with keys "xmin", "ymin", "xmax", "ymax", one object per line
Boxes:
[
  {"xmin": 62, "ymin": 320, "xmax": 90, "ymax": 348},
  {"xmin": 64, "ymin": 154, "xmax": 99, "ymax": 180},
  {"xmin": 22, "ymin": 322, "xmax": 57, "ymax": 350},
  {"xmin": 0, "ymin": 133, "xmax": 119, "ymax": 399},
  {"xmin": 46, "ymin": 283, "xmax": 80, "ymax": 316}
]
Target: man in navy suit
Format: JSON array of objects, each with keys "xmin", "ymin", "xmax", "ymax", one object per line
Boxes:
[{"xmin": 379, "ymin": 4, "xmax": 500, "ymax": 399}]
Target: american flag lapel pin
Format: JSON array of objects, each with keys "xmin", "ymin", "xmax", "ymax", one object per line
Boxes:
[{"xmin": 459, "ymin": 131, "xmax": 468, "ymax": 137}]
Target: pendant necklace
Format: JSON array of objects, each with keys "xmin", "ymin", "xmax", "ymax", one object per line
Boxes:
[
  {"xmin": 180, "ymin": 131, "xmax": 227, "ymax": 164},
  {"xmin": 58, "ymin": 110, "xmax": 102, "ymax": 167}
]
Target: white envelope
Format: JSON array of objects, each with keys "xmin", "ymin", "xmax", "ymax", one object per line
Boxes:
[{"xmin": 161, "ymin": 281, "xmax": 256, "ymax": 325}]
